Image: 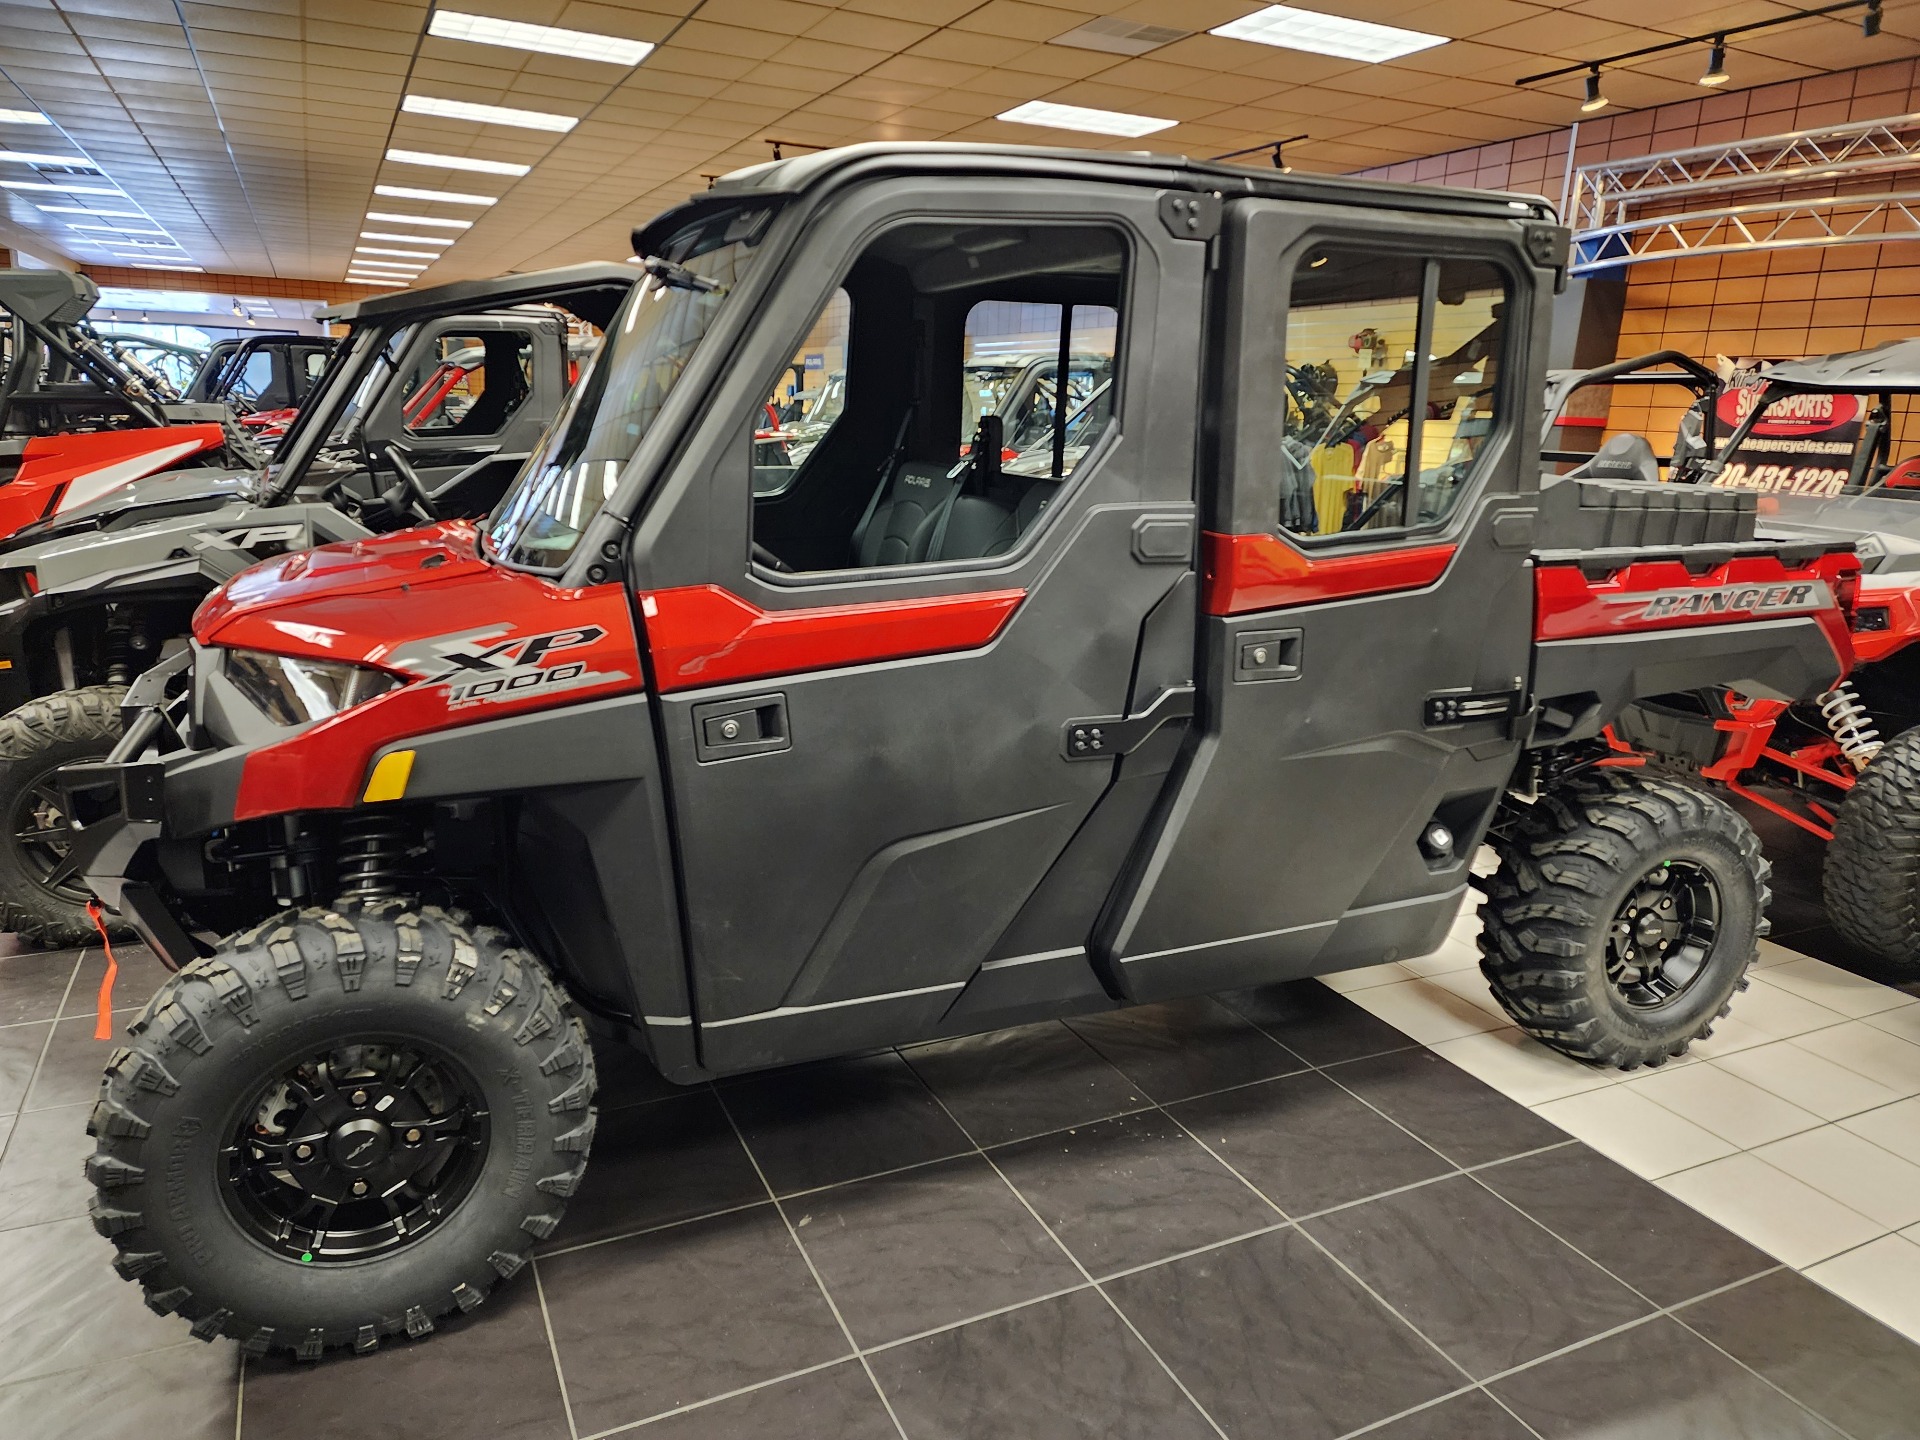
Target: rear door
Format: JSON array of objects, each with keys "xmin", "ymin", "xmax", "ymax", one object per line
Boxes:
[
  {"xmin": 1101, "ymin": 200, "xmax": 1553, "ymax": 1000},
  {"xmin": 628, "ymin": 178, "xmax": 1209, "ymax": 1071}
]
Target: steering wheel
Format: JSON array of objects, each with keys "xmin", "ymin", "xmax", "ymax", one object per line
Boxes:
[
  {"xmin": 378, "ymin": 443, "xmax": 440, "ymax": 524},
  {"xmin": 752, "ymin": 541, "xmax": 793, "ymax": 573}
]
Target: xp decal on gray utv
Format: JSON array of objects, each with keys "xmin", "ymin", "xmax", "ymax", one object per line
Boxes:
[
  {"xmin": 65, "ymin": 143, "xmax": 1855, "ymax": 1358},
  {"xmin": 0, "ymin": 264, "xmax": 636, "ymax": 944}
]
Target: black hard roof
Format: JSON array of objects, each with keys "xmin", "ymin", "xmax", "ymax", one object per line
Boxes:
[
  {"xmin": 317, "ymin": 261, "xmax": 637, "ymax": 329},
  {"xmin": 1758, "ymin": 340, "xmax": 1920, "ymax": 391},
  {"xmin": 635, "ymin": 141, "xmax": 1556, "ymax": 257}
]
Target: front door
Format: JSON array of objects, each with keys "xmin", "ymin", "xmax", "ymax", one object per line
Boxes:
[
  {"xmin": 631, "ymin": 179, "xmax": 1208, "ymax": 1071},
  {"xmin": 1102, "ymin": 201, "xmax": 1551, "ymax": 1000}
]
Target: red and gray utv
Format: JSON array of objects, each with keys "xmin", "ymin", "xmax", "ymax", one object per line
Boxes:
[{"xmin": 63, "ymin": 144, "xmax": 1858, "ymax": 1359}]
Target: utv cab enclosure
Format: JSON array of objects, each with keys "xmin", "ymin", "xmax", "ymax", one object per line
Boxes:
[{"xmin": 68, "ymin": 145, "xmax": 1857, "ymax": 1361}]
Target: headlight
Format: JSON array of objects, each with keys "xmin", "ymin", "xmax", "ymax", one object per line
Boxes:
[{"xmin": 224, "ymin": 649, "xmax": 397, "ymax": 725}]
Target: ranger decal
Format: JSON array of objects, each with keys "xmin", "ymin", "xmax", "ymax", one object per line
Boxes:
[{"xmin": 1608, "ymin": 581, "xmax": 1834, "ymax": 623}]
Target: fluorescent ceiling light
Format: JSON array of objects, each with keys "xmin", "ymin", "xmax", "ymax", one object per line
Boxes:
[
  {"xmin": 0, "ymin": 179, "xmax": 118, "ymax": 195},
  {"xmin": 70, "ymin": 222, "xmax": 165, "ymax": 234},
  {"xmin": 1210, "ymin": 5, "xmax": 1447, "ymax": 61},
  {"xmin": 366, "ymin": 210, "xmax": 472, "ymax": 229},
  {"xmin": 374, "ymin": 183, "xmax": 496, "ymax": 205},
  {"xmin": 995, "ymin": 100, "xmax": 1176, "ymax": 137},
  {"xmin": 357, "ymin": 245, "xmax": 438, "ymax": 259},
  {"xmin": 37, "ymin": 204, "xmax": 144, "ymax": 217},
  {"xmin": 351, "ymin": 259, "xmax": 427, "ymax": 271},
  {"xmin": 402, "ymin": 95, "xmax": 577, "ymax": 132},
  {"xmin": 429, "ymin": 11, "xmax": 654, "ymax": 66},
  {"xmin": 133, "ymin": 264, "xmax": 206, "ymax": 273},
  {"xmin": 360, "ymin": 230, "xmax": 453, "ymax": 245},
  {"xmin": 0, "ymin": 149, "xmax": 100, "ymax": 168},
  {"xmin": 0, "ymin": 109, "xmax": 50, "ymax": 125},
  {"xmin": 386, "ymin": 148, "xmax": 529, "ymax": 177},
  {"xmin": 349, "ymin": 276, "xmax": 409, "ymax": 287}
]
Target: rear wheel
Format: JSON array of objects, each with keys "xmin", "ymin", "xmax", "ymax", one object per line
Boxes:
[
  {"xmin": 1478, "ymin": 771, "xmax": 1768, "ymax": 1069},
  {"xmin": 86, "ymin": 902, "xmax": 596, "ymax": 1359},
  {"xmin": 1824, "ymin": 726, "xmax": 1920, "ymax": 974},
  {"xmin": 0, "ymin": 686, "xmax": 127, "ymax": 947}
]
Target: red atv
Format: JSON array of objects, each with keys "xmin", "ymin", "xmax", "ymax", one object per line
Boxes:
[
  {"xmin": 1548, "ymin": 347, "xmax": 1920, "ymax": 972},
  {"xmin": 63, "ymin": 145, "xmax": 1858, "ymax": 1359},
  {"xmin": 1, "ymin": 270, "xmax": 265, "ymax": 534}
]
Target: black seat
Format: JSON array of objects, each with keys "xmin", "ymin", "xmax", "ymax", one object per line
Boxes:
[
  {"xmin": 851, "ymin": 459, "xmax": 964, "ymax": 567},
  {"xmin": 1569, "ymin": 432, "xmax": 1662, "ymax": 485},
  {"xmin": 929, "ymin": 477, "xmax": 1059, "ymax": 560}
]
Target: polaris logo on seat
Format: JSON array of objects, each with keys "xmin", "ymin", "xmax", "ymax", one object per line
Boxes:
[{"xmin": 1618, "ymin": 581, "xmax": 1832, "ymax": 622}]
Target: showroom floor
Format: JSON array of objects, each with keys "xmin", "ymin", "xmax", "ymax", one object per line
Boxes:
[{"xmin": 4, "ymin": 869, "xmax": 1920, "ymax": 1438}]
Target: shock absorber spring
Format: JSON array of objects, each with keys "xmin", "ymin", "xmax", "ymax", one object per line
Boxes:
[
  {"xmin": 335, "ymin": 813, "xmax": 410, "ymax": 901},
  {"xmin": 1818, "ymin": 682, "xmax": 1882, "ymax": 770}
]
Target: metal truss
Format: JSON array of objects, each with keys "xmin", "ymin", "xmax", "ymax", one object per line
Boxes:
[{"xmin": 1571, "ymin": 188, "xmax": 1920, "ymax": 273}]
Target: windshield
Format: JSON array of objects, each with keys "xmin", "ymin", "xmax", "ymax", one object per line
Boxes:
[
  {"xmin": 260, "ymin": 323, "xmax": 390, "ymax": 500},
  {"xmin": 487, "ymin": 205, "xmax": 775, "ymax": 570}
]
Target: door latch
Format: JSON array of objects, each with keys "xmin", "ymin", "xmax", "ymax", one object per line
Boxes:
[
  {"xmin": 1063, "ymin": 685, "xmax": 1195, "ymax": 760},
  {"xmin": 691, "ymin": 693, "xmax": 790, "ymax": 762}
]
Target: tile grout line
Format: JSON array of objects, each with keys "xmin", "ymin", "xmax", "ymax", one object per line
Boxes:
[
  {"xmin": 233, "ymin": 1352, "xmax": 244, "ymax": 1440},
  {"xmin": 531, "ymin": 1257, "xmax": 581, "ymax": 1440},
  {"xmin": 708, "ymin": 1085, "xmax": 914, "ymax": 1440},
  {"xmin": 905, "ymin": 1075, "xmax": 1233, "ymax": 1440},
  {"xmin": 0, "ymin": 948, "xmax": 86, "ymax": 1177}
]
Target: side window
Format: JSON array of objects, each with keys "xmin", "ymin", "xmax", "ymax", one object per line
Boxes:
[
  {"xmin": 755, "ymin": 289, "xmax": 848, "ymax": 495},
  {"xmin": 1281, "ymin": 249, "xmax": 1507, "ymax": 539},
  {"xmin": 232, "ymin": 350, "xmax": 275, "ymax": 404},
  {"xmin": 400, "ymin": 330, "xmax": 536, "ymax": 437},
  {"xmin": 749, "ymin": 222, "xmax": 1126, "ymax": 575}
]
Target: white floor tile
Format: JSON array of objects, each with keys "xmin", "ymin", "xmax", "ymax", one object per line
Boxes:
[
  {"xmin": 1533, "ymin": 1086, "xmax": 1738, "ymax": 1180},
  {"xmin": 1627, "ymin": 1063, "xmax": 1824, "ymax": 1149},
  {"xmin": 1729, "ymin": 975, "xmax": 1850, "ymax": 1041},
  {"xmin": 1658, "ymin": 1153, "xmax": 1886, "ymax": 1268},
  {"xmin": 1341, "ymin": 977, "xmax": 1508, "ymax": 1045},
  {"xmin": 1865, "ymin": 1004, "xmax": 1920, "ymax": 1047},
  {"xmin": 1422, "ymin": 968, "xmax": 1514, "ymax": 1023},
  {"xmin": 1400, "ymin": 937, "xmax": 1480, "ymax": 978},
  {"xmin": 1753, "ymin": 938, "xmax": 1807, "ymax": 970},
  {"xmin": 1805, "ymin": 1234, "xmax": 1920, "ymax": 1344},
  {"xmin": 1753, "ymin": 1127, "xmax": 1920, "ymax": 1230},
  {"xmin": 1429, "ymin": 1028, "xmax": 1620, "ymax": 1107},
  {"xmin": 1675, "ymin": 1013, "xmax": 1778, "ymax": 1062},
  {"xmin": 1713, "ymin": 1040, "xmax": 1908, "ymax": 1121},
  {"xmin": 1840, "ymin": 1095, "xmax": 1920, "ymax": 1166},
  {"xmin": 1318, "ymin": 963, "xmax": 1418, "ymax": 994},
  {"xmin": 1757, "ymin": 958, "xmax": 1919, "ymax": 1019},
  {"xmin": 1790, "ymin": 1021, "xmax": 1920, "ymax": 1098}
]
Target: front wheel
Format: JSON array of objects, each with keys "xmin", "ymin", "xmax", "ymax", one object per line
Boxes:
[
  {"xmin": 1823, "ymin": 725, "xmax": 1920, "ymax": 974},
  {"xmin": 0, "ymin": 685, "xmax": 127, "ymax": 946},
  {"xmin": 86, "ymin": 902, "xmax": 596, "ymax": 1359},
  {"xmin": 1477, "ymin": 772, "xmax": 1768, "ymax": 1069}
]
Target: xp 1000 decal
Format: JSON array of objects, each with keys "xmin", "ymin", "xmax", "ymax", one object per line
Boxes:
[{"xmin": 386, "ymin": 623, "xmax": 632, "ymax": 709}]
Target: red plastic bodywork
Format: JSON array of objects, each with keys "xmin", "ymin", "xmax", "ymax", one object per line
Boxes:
[
  {"xmin": 639, "ymin": 584, "xmax": 1024, "ymax": 693},
  {"xmin": 196, "ymin": 524, "xmax": 645, "ymax": 820},
  {"xmin": 0, "ymin": 425, "xmax": 226, "ymax": 538},
  {"xmin": 1199, "ymin": 531, "xmax": 1456, "ymax": 616}
]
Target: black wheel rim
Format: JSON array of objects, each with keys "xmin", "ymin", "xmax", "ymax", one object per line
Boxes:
[
  {"xmin": 221, "ymin": 1040, "xmax": 490, "ymax": 1264},
  {"xmin": 1606, "ymin": 860, "xmax": 1721, "ymax": 1009},
  {"xmin": 10, "ymin": 764, "xmax": 90, "ymax": 904}
]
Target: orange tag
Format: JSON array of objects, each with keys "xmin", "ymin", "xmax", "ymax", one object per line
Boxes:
[{"xmin": 87, "ymin": 900, "xmax": 119, "ymax": 1041}]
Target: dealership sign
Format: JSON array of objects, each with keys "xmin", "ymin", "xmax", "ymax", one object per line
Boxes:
[{"xmin": 1708, "ymin": 383, "xmax": 1864, "ymax": 497}]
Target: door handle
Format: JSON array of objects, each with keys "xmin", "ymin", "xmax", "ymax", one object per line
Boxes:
[
  {"xmin": 1234, "ymin": 629, "xmax": 1302, "ymax": 682},
  {"xmin": 691, "ymin": 693, "xmax": 790, "ymax": 762}
]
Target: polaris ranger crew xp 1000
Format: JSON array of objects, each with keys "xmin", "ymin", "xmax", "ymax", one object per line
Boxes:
[
  {"xmin": 0, "ymin": 263, "xmax": 636, "ymax": 945},
  {"xmin": 65, "ymin": 144, "xmax": 1860, "ymax": 1361}
]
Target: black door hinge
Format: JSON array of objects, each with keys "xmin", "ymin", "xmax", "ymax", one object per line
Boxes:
[
  {"xmin": 1064, "ymin": 685, "xmax": 1195, "ymax": 760},
  {"xmin": 1159, "ymin": 192, "xmax": 1221, "ymax": 242}
]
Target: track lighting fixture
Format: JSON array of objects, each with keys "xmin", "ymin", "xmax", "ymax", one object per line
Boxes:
[
  {"xmin": 1700, "ymin": 37, "xmax": 1730, "ymax": 85},
  {"xmin": 1581, "ymin": 66, "xmax": 1609, "ymax": 112},
  {"xmin": 1865, "ymin": 0, "xmax": 1882, "ymax": 36}
]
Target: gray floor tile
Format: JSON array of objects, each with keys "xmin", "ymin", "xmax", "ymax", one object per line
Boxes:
[
  {"xmin": 241, "ymin": 1278, "xmax": 565, "ymax": 1440},
  {"xmin": 540, "ymin": 1089, "xmax": 767, "ymax": 1252},
  {"xmin": 23, "ymin": 1010, "xmax": 133, "ymax": 1112},
  {"xmin": 0, "ymin": 1022, "xmax": 49, "ymax": 1113},
  {"xmin": 541, "ymin": 1205, "xmax": 848, "ymax": 1435},
  {"xmin": 1170, "ymin": 1070, "xmax": 1452, "ymax": 1216},
  {"xmin": 638, "ymin": 1361, "xmax": 898, "ymax": 1438},
  {"xmin": 1364, "ymin": 1388, "xmax": 1534, "ymax": 1438},
  {"xmin": 0, "ymin": 1341, "xmax": 236, "ymax": 1440},
  {"xmin": 1326, "ymin": 1045, "xmax": 1569, "ymax": 1167},
  {"xmin": 1106, "ymin": 1227, "xmax": 1462, "ymax": 1440},
  {"xmin": 1492, "ymin": 1317, "xmax": 1841, "ymax": 1438},
  {"xmin": 1680, "ymin": 1269, "xmax": 1920, "ymax": 1440},
  {"xmin": 0, "ymin": 1215, "xmax": 208, "ymax": 1382},
  {"xmin": 1476, "ymin": 1143, "xmax": 1775, "ymax": 1307},
  {"xmin": 1220, "ymin": 979, "xmax": 1418, "ymax": 1066},
  {"xmin": 791, "ymin": 1154, "xmax": 1083, "ymax": 1348},
  {"xmin": 721, "ymin": 1050, "xmax": 971, "ymax": 1195},
  {"xmin": 0, "ymin": 1102, "xmax": 91, "ymax": 1232},
  {"xmin": 0, "ymin": 949, "xmax": 80, "ymax": 1026},
  {"xmin": 1306, "ymin": 1175, "xmax": 1652, "ymax": 1379},
  {"xmin": 993, "ymin": 1109, "xmax": 1276, "ymax": 1275},
  {"xmin": 67, "ymin": 943, "xmax": 169, "ymax": 1020},
  {"xmin": 1065, "ymin": 997, "xmax": 1306, "ymax": 1102},
  {"xmin": 905, "ymin": 1020, "xmax": 1145, "ymax": 1146},
  {"xmin": 871, "ymin": 1287, "xmax": 1217, "ymax": 1440}
]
